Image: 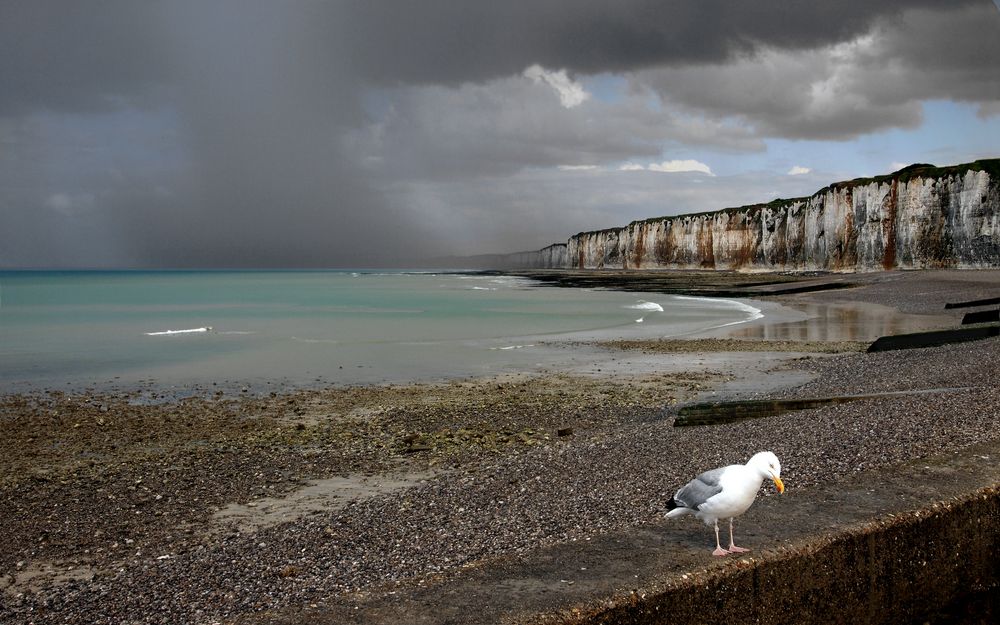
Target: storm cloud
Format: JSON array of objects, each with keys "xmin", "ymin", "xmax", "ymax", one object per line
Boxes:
[
  {"xmin": 1, "ymin": 0, "xmax": 997, "ymax": 267},
  {"xmin": 636, "ymin": 3, "xmax": 1000, "ymax": 139}
]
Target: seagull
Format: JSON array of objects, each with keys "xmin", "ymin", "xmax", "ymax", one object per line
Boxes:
[{"xmin": 665, "ymin": 451, "xmax": 785, "ymax": 556}]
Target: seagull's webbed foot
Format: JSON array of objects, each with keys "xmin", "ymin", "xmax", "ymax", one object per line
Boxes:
[
  {"xmin": 726, "ymin": 519, "xmax": 749, "ymax": 554},
  {"xmin": 711, "ymin": 520, "xmax": 729, "ymax": 556}
]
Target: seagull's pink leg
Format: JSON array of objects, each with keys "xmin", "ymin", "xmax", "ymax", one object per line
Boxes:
[
  {"xmin": 727, "ymin": 518, "xmax": 750, "ymax": 553},
  {"xmin": 712, "ymin": 520, "xmax": 728, "ymax": 556}
]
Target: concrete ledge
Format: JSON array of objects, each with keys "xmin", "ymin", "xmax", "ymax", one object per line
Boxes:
[{"xmin": 545, "ymin": 485, "xmax": 1000, "ymax": 625}]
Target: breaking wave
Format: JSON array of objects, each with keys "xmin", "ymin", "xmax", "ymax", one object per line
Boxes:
[
  {"xmin": 675, "ymin": 296, "xmax": 764, "ymax": 327},
  {"xmin": 626, "ymin": 301, "xmax": 664, "ymax": 312},
  {"xmin": 145, "ymin": 327, "xmax": 213, "ymax": 336}
]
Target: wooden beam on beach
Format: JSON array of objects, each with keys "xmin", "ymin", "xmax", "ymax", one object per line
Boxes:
[
  {"xmin": 944, "ymin": 296, "xmax": 1000, "ymax": 309},
  {"xmin": 673, "ymin": 397, "xmax": 861, "ymax": 426},
  {"xmin": 867, "ymin": 326, "xmax": 1000, "ymax": 352},
  {"xmin": 961, "ymin": 309, "xmax": 1000, "ymax": 325},
  {"xmin": 673, "ymin": 388, "xmax": 972, "ymax": 426}
]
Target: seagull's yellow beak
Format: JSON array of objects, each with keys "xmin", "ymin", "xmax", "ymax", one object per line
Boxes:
[{"xmin": 772, "ymin": 475, "xmax": 785, "ymax": 494}]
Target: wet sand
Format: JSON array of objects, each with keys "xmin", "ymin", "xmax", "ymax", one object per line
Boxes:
[{"xmin": 2, "ymin": 269, "xmax": 1000, "ymax": 624}]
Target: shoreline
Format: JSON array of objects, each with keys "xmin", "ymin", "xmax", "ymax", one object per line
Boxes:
[
  {"xmin": 0, "ymin": 271, "xmax": 791, "ymax": 399},
  {"xmin": 0, "ymin": 273, "xmax": 942, "ymax": 400},
  {"xmin": 0, "ymin": 266, "xmax": 913, "ymax": 398},
  {"xmin": 3, "ymin": 269, "xmax": 1000, "ymax": 624}
]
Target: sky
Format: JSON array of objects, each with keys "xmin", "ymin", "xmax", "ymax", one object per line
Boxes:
[{"xmin": 2, "ymin": 1, "xmax": 999, "ymax": 268}]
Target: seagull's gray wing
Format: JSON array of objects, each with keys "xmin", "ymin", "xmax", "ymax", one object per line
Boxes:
[{"xmin": 673, "ymin": 466, "xmax": 726, "ymax": 510}]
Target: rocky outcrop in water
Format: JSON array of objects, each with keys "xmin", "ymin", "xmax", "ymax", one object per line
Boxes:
[{"xmin": 511, "ymin": 160, "xmax": 1000, "ymax": 272}]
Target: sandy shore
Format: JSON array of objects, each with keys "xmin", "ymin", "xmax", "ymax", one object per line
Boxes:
[{"xmin": 3, "ymin": 270, "xmax": 1000, "ymax": 624}]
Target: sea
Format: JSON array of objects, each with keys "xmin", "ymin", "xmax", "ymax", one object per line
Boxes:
[{"xmin": 0, "ymin": 270, "xmax": 762, "ymax": 394}]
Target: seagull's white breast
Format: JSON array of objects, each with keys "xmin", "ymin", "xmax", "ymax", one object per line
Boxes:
[{"xmin": 694, "ymin": 465, "xmax": 764, "ymax": 523}]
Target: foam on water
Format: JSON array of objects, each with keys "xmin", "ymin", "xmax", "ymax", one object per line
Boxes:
[
  {"xmin": 145, "ymin": 327, "xmax": 213, "ymax": 336},
  {"xmin": 675, "ymin": 295, "xmax": 764, "ymax": 329},
  {"xmin": 627, "ymin": 300, "xmax": 664, "ymax": 323},
  {"xmin": 626, "ymin": 300, "xmax": 665, "ymax": 312}
]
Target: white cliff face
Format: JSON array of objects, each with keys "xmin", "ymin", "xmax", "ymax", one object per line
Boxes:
[
  {"xmin": 520, "ymin": 163, "xmax": 999, "ymax": 272},
  {"xmin": 500, "ymin": 243, "xmax": 568, "ymax": 269}
]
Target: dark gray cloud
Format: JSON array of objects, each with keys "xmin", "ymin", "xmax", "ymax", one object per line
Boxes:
[
  {"xmin": 2, "ymin": 1, "xmax": 981, "ymax": 115},
  {"xmin": 2, "ymin": 2, "xmax": 446, "ymax": 267},
  {"xmin": 0, "ymin": 3, "xmax": 168, "ymax": 116},
  {"xmin": 134, "ymin": 3, "xmax": 433, "ymax": 267},
  {"xmin": 0, "ymin": 0, "xmax": 994, "ymax": 267},
  {"xmin": 637, "ymin": 3, "xmax": 1000, "ymax": 139},
  {"xmin": 330, "ymin": 0, "xmax": 973, "ymax": 84}
]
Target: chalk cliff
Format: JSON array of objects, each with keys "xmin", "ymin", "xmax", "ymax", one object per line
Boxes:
[{"xmin": 511, "ymin": 160, "xmax": 1000, "ymax": 272}]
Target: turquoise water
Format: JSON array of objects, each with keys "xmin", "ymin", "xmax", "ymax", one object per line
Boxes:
[{"xmin": 0, "ymin": 271, "xmax": 760, "ymax": 393}]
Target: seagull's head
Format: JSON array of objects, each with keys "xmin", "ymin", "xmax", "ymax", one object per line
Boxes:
[{"xmin": 750, "ymin": 451, "xmax": 785, "ymax": 494}]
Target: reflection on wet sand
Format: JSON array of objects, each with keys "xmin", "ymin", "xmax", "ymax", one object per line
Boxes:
[{"xmin": 730, "ymin": 301, "xmax": 954, "ymax": 342}]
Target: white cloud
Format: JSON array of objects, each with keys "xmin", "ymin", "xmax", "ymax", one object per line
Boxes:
[
  {"xmin": 349, "ymin": 73, "xmax": 765, "ymax": 183},
  {"xmin": 557, "ymin": 164, "xmax": 600, "ymax": 171},
  {"xmin": 647, "ymin": 159, "xmax": 714, "ymax": 175},
  {"xmin": 787, "ymin": 165, "xmax": 811, "ymax": 175},
  {"xmin": 890, "ymin": 161, "xmax": 908, "ymax": 171},
  {"xmin": 616, "ymin": 161, "xmax": 718, "ymax": 175},
  {"xmin": 523, "ymin": 64, "xmax": 590, "ymax": 108}
]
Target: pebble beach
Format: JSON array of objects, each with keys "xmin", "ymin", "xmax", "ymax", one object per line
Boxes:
[{"xmin": 3, "ymin": 269, "xmax": 1000, "ymax": 624}]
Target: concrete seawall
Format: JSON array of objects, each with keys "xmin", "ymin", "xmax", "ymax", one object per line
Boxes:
[{"xmin": 551, "ymin": 484, "xmax": 1000, "ymax": 625}]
